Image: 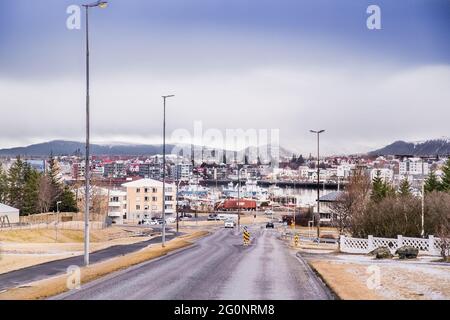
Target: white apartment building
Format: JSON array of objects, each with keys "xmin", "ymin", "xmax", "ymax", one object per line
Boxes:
[
  {"xmin": 370, "ymin": 168, "xmax": 394, "ymax": 182},
  {"xmin": 122, "ymin": 178, "xmax": 176, "ymax": 222},
  {"xmin": 337, "ymin": 164, "xmax": 355, "ymax": 179},
  {"xmin": 399, "ymin": 158, "xmax": 429, "ymax": 176},
  {"xmin": 108, "ymin": 190, "xmax": 127, "ymax": 224}
]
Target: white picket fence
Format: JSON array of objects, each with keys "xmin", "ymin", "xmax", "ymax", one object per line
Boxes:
[{"xmin": 340, "ymin": 235, "xmax": 446, "ymax": 256}]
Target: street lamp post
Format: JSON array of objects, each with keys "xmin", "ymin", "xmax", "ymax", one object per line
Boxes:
[
  {"xmin": 310, "ymin": 129, "xmax": 325, "ymax": 239},
  {"xmin": 55, "ymin": 201, "xmax": 62, "ymax": 242},
  {"xmin": 82, "ymin": 0, "xmax": 108, "ymax": 266},
  {"xmin": 237, "ymin": 165, "xmax": 244, "ymax": 231},
  {"xmin": 162, "ymin": 95, "xmax": 175, "ymax": 247}
]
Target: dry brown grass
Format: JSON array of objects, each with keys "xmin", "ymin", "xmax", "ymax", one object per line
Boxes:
[
  {"xmin": 0, "ymin": 226, "xmax": 134, "ymax": 244},
  {"xmin": 308, "ymin": 260, "xmax": 382, "ymax": 300},
  {"xmin": 0, "ymin": 231, "xmax": 208, "ymax": 300}
]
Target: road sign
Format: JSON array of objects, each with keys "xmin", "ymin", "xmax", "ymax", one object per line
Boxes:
[
  {"xmin": 243, "ymin": 228, "xmax": 251, "ymax": 246},
  {"xmin": 294, "ymin": 234, "xmax": 299, "ymax": 247}
]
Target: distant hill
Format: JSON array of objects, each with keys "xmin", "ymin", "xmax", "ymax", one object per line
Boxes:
[
  {"xmin": 0, "ymin": 140, "xmax": 174, "ymax": 157},
  {"xmin": 0, "ymin": 140, "xmax": 295, "ymax": 159},
  {"xmin": 369, "ymin": 138, "xmax": 450, "ymax": 157}
]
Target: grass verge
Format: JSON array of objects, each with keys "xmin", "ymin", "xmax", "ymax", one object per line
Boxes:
[
  {"xmin": 0, "ymin": 231, "xmax": 208, "ymax": 300},
  {"xmin": 307, "ymin": 260, "xmax": 382, "ymax": 300}
]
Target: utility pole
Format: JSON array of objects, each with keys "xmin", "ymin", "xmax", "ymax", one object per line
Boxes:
[
  {"xmin": 310, "ymin": 129, "xmax": 325, "ymax": 239},
  {"xmin": 162, "ymin": 95, "xmax": 175, "ymax": 247},
  {"xmin": 237, "ymin": 165, "xmax": 241, "ymax": 231},
  {"xmin": 82, "ymin": 0, "xmax": 108, "ymax": 266},
  {"xmin": 421, "ymin": 180, "xmax": 425, "ymax": 238}
]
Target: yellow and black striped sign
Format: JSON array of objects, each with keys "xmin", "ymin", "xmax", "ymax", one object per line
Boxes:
[
  {"xmin": 294, "ymin": 234, "xmax": 299, "ymax": 247},
  {"xmin": 243, "ymin": 228, "xmax": 251, "ymax": 246}
]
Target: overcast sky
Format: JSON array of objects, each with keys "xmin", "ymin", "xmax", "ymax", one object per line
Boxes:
[{"xmin": 0, "ymin": 0, "xmax": 449, "ymax": 155}]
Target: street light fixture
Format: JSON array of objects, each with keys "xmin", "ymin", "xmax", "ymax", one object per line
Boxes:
[
  {"xmin": 310, "ymin": 129, "xmax": 325, "ymax": 239},
  {"xmin": 82, "ymin": 0, "xmax": 108, "ymax": 266},
  {"xmin": 162, "ymin": 94, "xmax": 175, "ymax": 248}
]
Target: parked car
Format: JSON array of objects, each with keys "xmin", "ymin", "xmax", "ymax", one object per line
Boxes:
[
  {"xmin": 207, "ymin": 214, "xmax": 219, "ymax": 221},
  {"xmin": 266, "ymin": 222, "xmax": 275, "ymax": 229},
  {"xmin": 264, "ymin": 209, "xmax": 274, "ymax": 216},
  {"xmin": 166, "ymin": 217, "xmax": 176, "ymax": 224},
  {"xmin": 224, "ymin": 219, "xmax": 235, "ymax": 228},
  {"xmin": 180, "ymin": 213, "xmax": 193, "ymax": 218}
]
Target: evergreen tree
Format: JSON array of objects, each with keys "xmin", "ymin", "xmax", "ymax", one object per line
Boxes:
[
  {"xmin": 47, "ymin": 155, "xmax": 63, "ymax": 211},
  {"xmin": 7, "ymin": 156, "xmax": 26, "ymax": 211},
  {"xmin": 424, "ymin": 170, "xmax": 441, "ymax": 193},
  {"xmin": 441, "ymin": 158, "xmax": 450, "ymax": 192},
  {"xmin": 22, "ymin": 164, "xmax": 40, "ymax": 215},
  {"xmin": 0, "ymin": 165, "xmax": 8, "ymax": 203},
  {"xmin": 58, "ymin": 185, "xmax": 78, "ymax": 213},
  {"xmin": 398, "ymin": 177, "xmax": 412, "ymax": 197},
  {"xmin": 371, "ymin": 170, "xmax": 394, "ymax": 202}
]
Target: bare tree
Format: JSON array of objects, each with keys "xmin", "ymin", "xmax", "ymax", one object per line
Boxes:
[
  {"xmin": 330, "ymin": 168, "xmax": 371, "ymax": 235},
  {"xmin": 38, "ymin": 175, "xmax": 53, "ymax": 213}
]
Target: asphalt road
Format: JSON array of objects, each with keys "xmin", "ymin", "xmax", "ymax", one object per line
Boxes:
[
  {"xmin": 56, "ymin": 226, "xmax": 333, "ymax": 300},
  {"xmin": 0, "ymin": 232, "xmax": 179, "ymax": 292}
]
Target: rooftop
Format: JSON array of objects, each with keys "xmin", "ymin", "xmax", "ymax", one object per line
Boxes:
[
  {"xmin": 0, "ymin": 203, "xmax": 19, "ymax": 213},
  {"xmin": 122, "ymin": 178, "xmax": 175, "ymax": 188}
]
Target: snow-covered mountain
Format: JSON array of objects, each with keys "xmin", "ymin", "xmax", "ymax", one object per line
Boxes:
[{"xmin": 369, "ymin": 138, "xmax": 450, "ymax": 156}]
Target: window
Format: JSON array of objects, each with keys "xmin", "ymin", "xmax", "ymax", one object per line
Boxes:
[
  {"xmin": 145, "ymin": 196, "xmax": 149, "ymax": 202},
  {"xmin": 136, "ymin": 188, "xmax": 141, "ymax": 193},
  {"xmin": 144, "ymin": 205, "xmax": 149, "ymax": 211},
  {"xmin": 144, "ymin": 188, "xmax": 148, "ymax": 193},
  {"xmin": 152, "ymin": 188, "xmax": 157, "ymax": 193},
  {"xmin": 152, "ymin": 197, "xmax": 157, "ymax": 202},
  {"xmin": 166, "ymin": 187, "xmax": 173, "ymax": 192},
  {"xmin": 152, "ymin": 205, "xmax": 157, "ymax": 210},
  {"xmin": 165, "ymin": 204, "xmax": 173, "ymax": 209},
  {"xmin": 165, "ymin": 196, "xmax": 173, "ymax": 201},
  {"xmin": 136, "ymin": 205, "xmax": 141, "ymax": 210}
]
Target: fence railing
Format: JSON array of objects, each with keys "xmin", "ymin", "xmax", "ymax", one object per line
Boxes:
[{"xmin": 340, "ymin": 235, "xmax": 445, "ymax": 256}]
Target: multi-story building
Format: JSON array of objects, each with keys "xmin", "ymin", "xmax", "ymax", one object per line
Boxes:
[
  {"xmin": 138, "ymin": 163, "xmax": 163, "ymax": 179},
  {"xmin": 370, "ymin": 168, "xmax": 394, "ymax": 182},
  {"xmin": 108, "ymin": 189, "xmax": 127, "ymax": 224},
  {"xmin": 72, "ymin": 162, "xmax": 85, "ymax": 180},
  {"xmin": 399, "ymin": 158, "xmax": 429, "ymax": 176},
  {"xmin": 122, "ymin": 178, "xmax": 176, "ymax": 222},
  {"xmin": 172, "ymin": 163, "xmax": 193, "ymax": 181},
  {"xmin": 104, "ymin": 161, "xmax": 126, "ymax": 178}
]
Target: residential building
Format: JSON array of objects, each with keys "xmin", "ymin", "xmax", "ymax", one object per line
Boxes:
[
  {"xmin": 172, "ymin": 163, "xmax": 193, "ymax": 181},
  {"xmin": 399, "ymin": 158, "xmax": 429, "ymax": 176},
  {"xmin": 72, "ymin": 162, "xmax": 85, "ymax": 180},
  {"xmin": 122, "ymin": 178, "xmax": 176, "ymax": 222},
  {"xmin": 104, "ymin": 161, "xmax": 126, "ymax": 178},
  {"xmin": 139, "ymin": 163, "xmax": 163, "ymax": 179},
  {"xmin": 108, "ymin": 190, "xmax": 127, "ymax": 224},
  {"xmin": 370, "ymin": 168, "xmax": 394, "ymax": 182}
]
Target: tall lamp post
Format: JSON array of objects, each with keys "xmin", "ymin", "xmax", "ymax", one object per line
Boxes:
[
  {"xmin": 237, "ymin": 165, "xmax": 244, "ymax": 231},
  {"xmin": 162, "ymin": 95, "xmax": 175, "ymax": 247},
  {"xmin": 310, "ymin": 129, "xmax": 325, "ymax": 239},
  {"xmin": 82, "ymin": 0, "xmax": 108, "ymax": 266}
]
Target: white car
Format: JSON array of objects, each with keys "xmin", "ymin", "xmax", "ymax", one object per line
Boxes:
[
  {"xmin": 149, "ymin": 220, "xmax": 159, "ymax": 226},
  {"xmin": 264, "ymin": 210, "xmax": 274, "ymax": 216},
  {"xmin": 224, "ymin": 220, "xmax": 235, "ymax": 228},
  {"xmin": 166, "ymin": 217, "xmax": 176, "ymax": 224}
]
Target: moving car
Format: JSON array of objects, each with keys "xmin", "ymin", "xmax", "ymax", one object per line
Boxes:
[
  {"xmin": 224, "ymin": 219, "xmax": 235, "ymax": 228},
  {"xmin": 266, "ymin": 222, "xmax": 275, "ymax": 229},
  {"xmin": 264, "ymin": 209, "xmax": 274, "ymax": 216}
]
